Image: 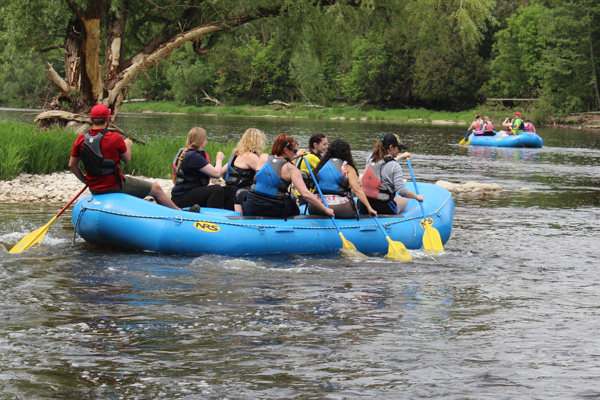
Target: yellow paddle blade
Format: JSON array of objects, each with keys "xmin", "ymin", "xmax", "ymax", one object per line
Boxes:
[
  {"xmin": 465, "ymin": 140, "xmax": 471, "ymax": 145},
  {"xmin": 459, "ymin": 138, "xmax": 466, "ymax": 145},
  {"xmin": 385, "ymin": 236, "xmax": 412, "ymax": 262},
  {"xmin": 9, "ymin": 216, "xmax": 57, "ymax": 254},
  {"xmin": 338, "ymin": 232, "xmax": 366, "ymax": 259},
  {"xmin": 420, "ymin": 218, "xmax": 444, "ymax": 254}
]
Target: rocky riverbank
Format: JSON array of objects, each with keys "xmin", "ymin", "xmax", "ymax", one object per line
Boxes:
[
  {"xmin": 0, "ymin": 172, "xmax": 174, "ymax": 204},
  {"xmin": 1, "ymin": 172, "xmax": 515, "ymax": 205}
]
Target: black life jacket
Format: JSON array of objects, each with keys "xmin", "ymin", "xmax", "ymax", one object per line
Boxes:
[
  {"xmin": 80, "ymin": 128, "xmax": 121, "ymax": 183},
  {"xmin": 295, "ymin": 156, "xmax": 317, "ymax": 190},
  {"xmin": 225, "ymin": 154, "xmax": 256, "ymax": 188},
  {"xmin": 173, "ymin": 150, "xmax": 210, "ymax": 188}
]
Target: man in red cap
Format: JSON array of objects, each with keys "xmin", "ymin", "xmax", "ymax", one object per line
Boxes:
[
  {"xmin": 69, "ymin": 104, "xmax": 180, "ymax": 209},
  {"xmin": 511, "ymin": 112, "xmax": 524, "ymax": 135}
]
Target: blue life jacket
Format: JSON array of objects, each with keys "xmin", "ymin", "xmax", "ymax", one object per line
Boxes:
[
  {"xmin": 318, "ymin": 158, "xmax": 350, "ymax": 196},
  {"xmin": 250, "ymin": 155, "xmax": 291, "ymax": 199}
]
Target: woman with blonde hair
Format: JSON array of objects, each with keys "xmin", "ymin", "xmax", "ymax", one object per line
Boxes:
[
  {"xmin": 359, "ymin": 133, "xmax": 423, "ymax": 215},
  {"xmin": 222, "ymin": 128, "xmax": 268, "ymax": 213},
  {"xmin": 171, "ymin": 127, "xmax": 227, "ymax": 210},
  {"xmin": 242, "ymin": 133, "xmax": 334, "ymax": 218}
]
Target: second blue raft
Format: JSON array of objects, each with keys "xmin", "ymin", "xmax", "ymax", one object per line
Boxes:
[{"xmin": 467, "ymin": 132, "xmax": 543, "ymax": 148}]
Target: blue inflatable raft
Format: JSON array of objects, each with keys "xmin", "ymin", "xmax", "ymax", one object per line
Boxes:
[
  {"xmin": 467, "ymin": 132, "xmax": 543, "ymax": 148},
  {"xmin": 71, "ymin": 182, "xmax": 454, "ymax": 256}
]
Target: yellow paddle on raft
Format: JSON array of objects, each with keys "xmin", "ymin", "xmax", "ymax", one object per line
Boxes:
[
  {"xmin": 9, "ymin": 186, "xmax": 88, "ymax": 254},
  {"xmin": 372, "ymin": 216, "xmax": 412, "ymax": 262},
  {"xmin": 459, "ymin": 129, "xmax": 470, "ymax": 145},
  {"xmin": 303, "ymin": 157, "xmax": 365, "ymax": 258},
  {"xmin": 405, "ymin": 159, "xmax": 444, "ymax": 254}
]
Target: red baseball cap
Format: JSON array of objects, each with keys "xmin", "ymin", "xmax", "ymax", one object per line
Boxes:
[
  {"xmin": 514, "ymin": 112, "xmax": 521, "ymax": 117},
  {"xmin": 90, "ymin": 104, "xmax": 113, "ymax": 119}
]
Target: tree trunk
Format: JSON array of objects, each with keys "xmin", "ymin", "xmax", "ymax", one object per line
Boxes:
[
  {"xmin": 587, "ymin": 17, "xmax": 600, "ymax": 109},
  {"xmin": 45, "ymin": 2, "xmax": 284, "ymax": 124}
]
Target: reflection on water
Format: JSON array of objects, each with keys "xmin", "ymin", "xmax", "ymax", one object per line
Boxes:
[
  {"xmin": 1, "ymin": 108, "xmax": 600, "ymax": 398},
  {"xmin": 468, "ymin": 145, "xmax": 542, "ymax": 162}
]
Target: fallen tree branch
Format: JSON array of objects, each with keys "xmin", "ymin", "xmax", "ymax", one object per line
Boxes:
[
  {"xmin": 201, "ymin": 89, "xmax": 224, "ymax": 106},
  {"xmin": 34, "ymin": 110, "xmax": 145, "ymax": 143}
]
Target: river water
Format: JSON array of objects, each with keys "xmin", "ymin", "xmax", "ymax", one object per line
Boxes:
[{"xmin": 1, "ymin": 108, "xmax": 599, "ymax": 399}]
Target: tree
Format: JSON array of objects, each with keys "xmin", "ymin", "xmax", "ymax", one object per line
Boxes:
[
  {"xmin": 0, "ymin": 0, "xmax": 294, "ymax": 122},
  {"xmin": 0, "ymin": 0, "xmax": 496, "ymax": 121},
  {"xmin": 490, "ymin": 0, "xmax": 600, "ymax": 115}
]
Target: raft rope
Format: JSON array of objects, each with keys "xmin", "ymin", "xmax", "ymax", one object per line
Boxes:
[{"xmin": 72, "ymin": 193, "xmax": 452, "ymax": 238}]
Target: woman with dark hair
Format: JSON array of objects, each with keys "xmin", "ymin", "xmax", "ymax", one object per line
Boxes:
[
  {"xmin": 359, "ymin": 133, "xmax": 423, "ymax": 215},
  {"xmin": 295, "ymin": 132, "xmax": 328, "ymax": 203},
  {"xmin": 308, "ymin": 139, "xmax": 377, "ymax": 219},
  {"xmin": 242, "ymin": 133, "xmax": 334, "ymax": 218}
]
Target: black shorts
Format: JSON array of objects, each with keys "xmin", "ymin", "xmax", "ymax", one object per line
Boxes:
[{"xmin": 358, "ymin": 198, "xmax": 397, "ymax": 215}]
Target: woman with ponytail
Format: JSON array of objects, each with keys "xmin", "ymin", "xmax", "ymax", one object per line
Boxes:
[
  {"xmin": 359, "ymin": 133, "xmax": 423, "ymax": 215},
  {"xmin": 171, "ymin": 127, "xmax": 233, "ymax": 210}
]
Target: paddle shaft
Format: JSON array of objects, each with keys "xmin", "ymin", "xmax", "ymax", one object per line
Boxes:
[
  {"xmin": 9, "ymin": 185, "xmax": 88, "ymax": 253},
  {"xmin": 302, "ymin": 157, "xmax": 341, "ymax": 232},
  {"xmin": 460, "ymin": 129, "xmax": 470, "ymax": 143},
  {"xmin": 405, "ymin": 159, "xmax": 428, "ymax": 219},
  {"xmin": 56, "ymin": 186, "xmax": 89, "ymax": 218},
  {"xmin": 372, "ymin": 215, "xmax": 391, "ymax": 238}
]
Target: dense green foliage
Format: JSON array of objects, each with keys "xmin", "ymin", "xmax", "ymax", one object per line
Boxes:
[
  {"xmin": 0, "ymin": 0, "xmax": 598, "ymax": 118},
  {"xmin": 0, "ymin": 121, "xmax": 236, "ymax": 180}
]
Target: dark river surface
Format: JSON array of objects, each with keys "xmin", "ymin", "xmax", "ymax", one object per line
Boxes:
[{"xmin": 1, "ymin": 108, "xmax": 600, "ymax": 399}]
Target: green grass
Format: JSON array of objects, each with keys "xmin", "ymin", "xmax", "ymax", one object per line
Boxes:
[
  {"xmin": 0, "ymin": 122, "xmax": 73, "ymax": 180},
  {"xmin": 0, "ymin": 121, "xmax": 237, "ymax": 181},
  {"xmin": 121, "ymin": 101, "xmax": 482, "ymax": 125}
]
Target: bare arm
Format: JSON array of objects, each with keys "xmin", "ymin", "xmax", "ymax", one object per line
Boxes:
[
  {"xmin": 200, "ymin": 151, "xmax": 225, "ymax": 178},
  {"xmin": 120, "ymin": 138, "xmax": 133, "ymax": 163},
  {"xmin": 405, "ymin": 190, "xmax": 424, "ymax": 202},
  {"xmin": 69, "ymin": 156, "xmax": 87, "ymax": 185},
  {"xmin": 347, "ymin": 166, "xmax": 376, "ymax": 216},
  {"xmin": 287, "ymin": 164, "xmax": 334, "ymax": 217}
]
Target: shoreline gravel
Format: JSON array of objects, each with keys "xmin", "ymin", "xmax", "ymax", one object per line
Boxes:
[
  {"xmin": 1, "ymin": 171, "xmax": 510, "ymax": 205},
  {"xmin": 0, "ymin": 172, "xmax": 174, "ymax": 204}
]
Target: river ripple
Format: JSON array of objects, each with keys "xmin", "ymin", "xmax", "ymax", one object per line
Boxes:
[{"xmin": 1, "ymin": 110, "xmax": 600, "ymax": 398}]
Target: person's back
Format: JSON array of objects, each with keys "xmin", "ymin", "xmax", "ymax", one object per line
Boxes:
[
  {"xmin": 242, "ymin": 134, "xmax": 333, "ymax": 218},
  {"xmin": 511, "ymin": 112, "xmax": 524, "ymax": 134},
  {"xmin": 223, "ymin": 128, "xmax": 267, "ymax": 213},
  {"xmin": 523, "ymin": 117, "xmax": 536, "ymax": 133},
  {"xmin": 171, "ymin": 127, "xmax": 228, "ymax": 210},
  {"xmin": 359, "ymin": 134, "xmax": 422, "ymax": 215},
  {"xmin": 69, "ymin": 104, "xmax": 180, "ymax": 210},
  {"xmin": 476, "ymin": 117, "xmax": 495, "ymax": 136},
  {"xmin": 307, "ymin": 139, "xmax": 377, "ymax": 219},
  {"xmin": 76, "ymin": 127, "xmax": 126, "ymax": 192}
]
